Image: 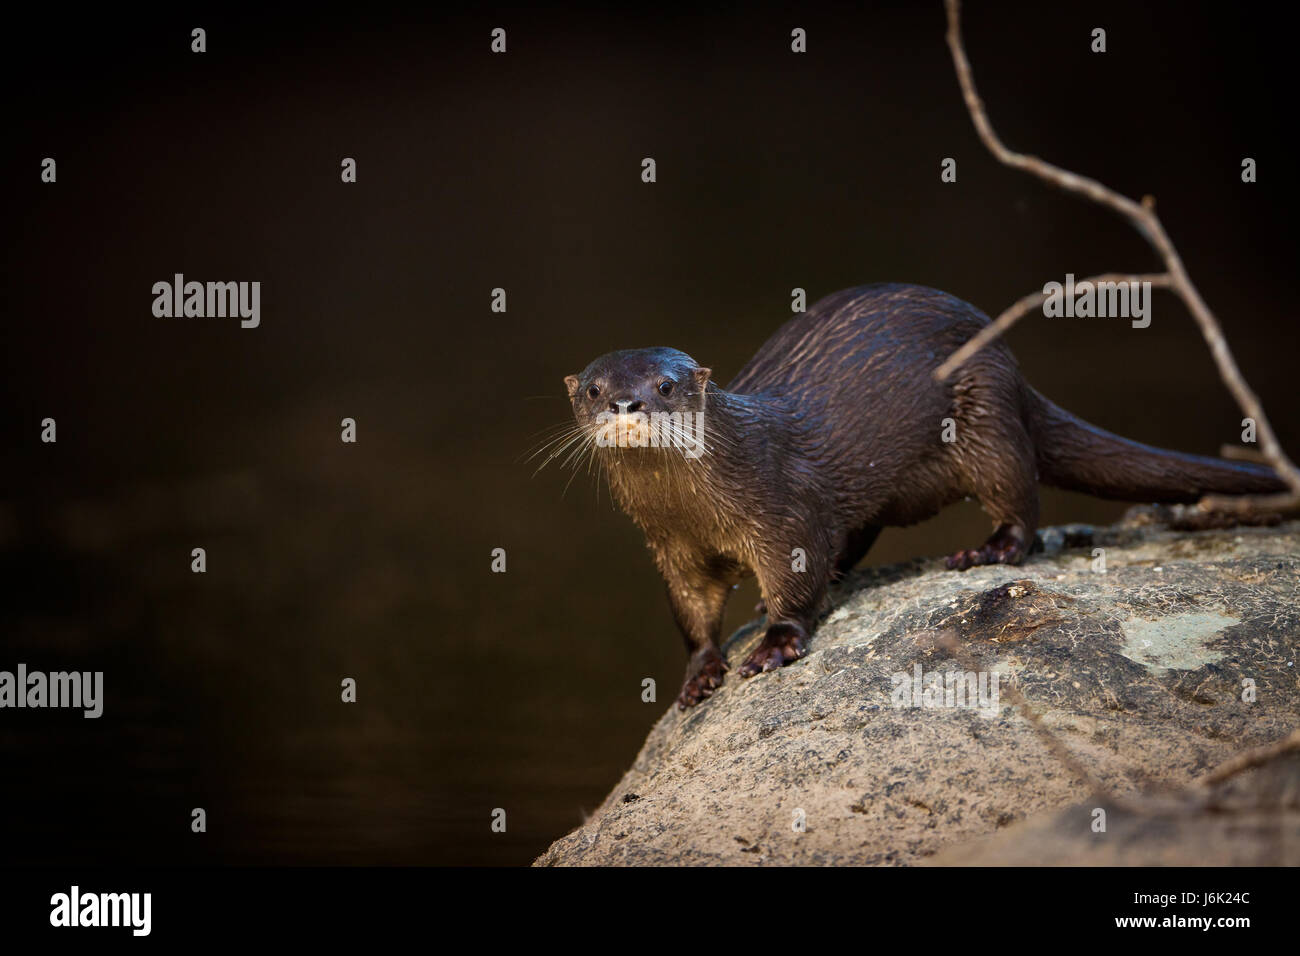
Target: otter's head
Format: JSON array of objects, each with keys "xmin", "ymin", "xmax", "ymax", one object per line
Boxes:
[{"xmin": 564, "ymin": 347, "xmax": 712, "ymax": 457}]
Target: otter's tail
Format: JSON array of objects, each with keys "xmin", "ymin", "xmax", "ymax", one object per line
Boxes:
[{"xmin": 1026, "ymin": 389, "xmax": 1286, "ymax": 502}]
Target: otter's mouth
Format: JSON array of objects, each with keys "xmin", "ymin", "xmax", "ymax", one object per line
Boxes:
[
  {"xmin": 590, "ymin": 410, "xmax": 707, "ymax": 460},
  {"xmin": 595, "ymin": 411, "xmax": 655, "ymax": 449}
]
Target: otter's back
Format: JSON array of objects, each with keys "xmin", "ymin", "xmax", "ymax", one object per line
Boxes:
[{"xmin": 727, "ymin": 283, "xmax": 991, "ymax": 405}]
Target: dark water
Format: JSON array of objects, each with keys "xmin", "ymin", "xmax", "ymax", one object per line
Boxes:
[{"xmin": 2, "ymin": 3, "xmax": 1296, "ymax": 865}]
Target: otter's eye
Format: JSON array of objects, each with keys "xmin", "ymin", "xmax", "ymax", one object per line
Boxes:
[
  {"xmin": 587, "ymin": 384, "xmax": 600, "ymax": 400},
  {"xmin": 658, "ymin": 380, "xmax": 675, "ymax": 397}
]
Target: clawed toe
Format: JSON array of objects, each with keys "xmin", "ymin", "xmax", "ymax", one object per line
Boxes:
[
  {"xmin": 737, "ymin": 622, "xmax": 809, "ymax": 679},
  {"xmin": 677, "ymin": 648, "xmax": 728, "ymax": 709},
  {"xmin": 946, "ymin": 527, "xmax": 1027, "ymax": 571}
]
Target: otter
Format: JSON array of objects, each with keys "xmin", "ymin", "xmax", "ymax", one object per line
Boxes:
[{"xmin": 560, "ymin": 284, "xmax": 1286, "ymax": 708}]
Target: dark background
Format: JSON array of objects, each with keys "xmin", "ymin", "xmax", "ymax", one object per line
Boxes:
[{"xmin": 2, "ymin": 1, "xmax": 1294, "ymax": 865}]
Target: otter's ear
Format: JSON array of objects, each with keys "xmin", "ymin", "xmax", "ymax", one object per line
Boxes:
[
  {"xmin": 693, "ymin": 367, "xmax": 712, "ymax": 390},
  {"xmin": 564, "ymin": 375, "xmax": 581, "ymax": 399}
]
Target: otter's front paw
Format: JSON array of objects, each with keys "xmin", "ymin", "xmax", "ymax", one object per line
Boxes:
[
  {"xmin": 737, "ymin": 622, "xmax": 808, "ymax": 678},
  {"xmin": 677, "ymin": 646, "xmax": 728, "ymax": 709}
]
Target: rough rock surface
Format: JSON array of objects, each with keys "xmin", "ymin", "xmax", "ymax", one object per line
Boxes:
[
  {"xmin": 536, "ymin": 509, "xmax": 1300, "ymax": 865},
  {"xmin": 927, "ymin": 744, "xmax": 1300, "ymax": 865}
]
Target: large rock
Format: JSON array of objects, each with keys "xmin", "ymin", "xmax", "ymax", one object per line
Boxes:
[{"xmin": 535, "ymin": 509, "xmax": 1300, "ymax": 865}]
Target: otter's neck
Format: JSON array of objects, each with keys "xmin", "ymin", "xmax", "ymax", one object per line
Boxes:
[{"xmin": 598, "ymin": 388, "xmax": 791, "ymax": 536}]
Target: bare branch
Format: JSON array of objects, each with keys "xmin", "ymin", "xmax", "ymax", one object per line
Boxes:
[
  {"xmin": 939, "ymin": 0, "xmax": 1299, "ymax": 511},
  {"xmin": 936, "ymin": 631, "xmax": 1122, "ymax": 807},
  {"xmin": 1199, "ymin": 728, "xmax": 1300, "ymax": 786},
  {"xmin": 1219, "ymin": 444, "xmax": 1270, "ymax": 464},
  {"xmin": 934, "ymin": 273, "xmax": 1171, "ymax": 381}
]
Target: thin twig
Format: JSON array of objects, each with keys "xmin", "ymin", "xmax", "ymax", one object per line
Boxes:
[
  {"xmin": 938, "ymin": 0, "xmax": 1299, "ymax": 513},
  {"xmin": 1199, "ymin": 728, "xmax": 1300, "ymax": 786},
  {"xmin": 993, "ymin": 674, "xmax": 1118, "ymax": 805},
  {"xmin": 937, "ymin": 632, "xmax": 1121, "ymax": 808},
  {"xmin": 934, "ymin": 272, "xmax": 1172, "ymax": 380},
  {"xmin": 1219, "ymin": 444, "xmax": 1270, "ymax": 465}
]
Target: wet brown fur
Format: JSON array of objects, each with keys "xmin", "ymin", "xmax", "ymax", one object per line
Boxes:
[{"xmin": 563, "ymin": 284, "xmax": 1285, "ymax": 707}]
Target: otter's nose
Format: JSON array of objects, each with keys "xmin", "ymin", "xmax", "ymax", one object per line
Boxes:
[{"xmin": 610, "ymin": 399, "xmax": 645, "ymax": 414}]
